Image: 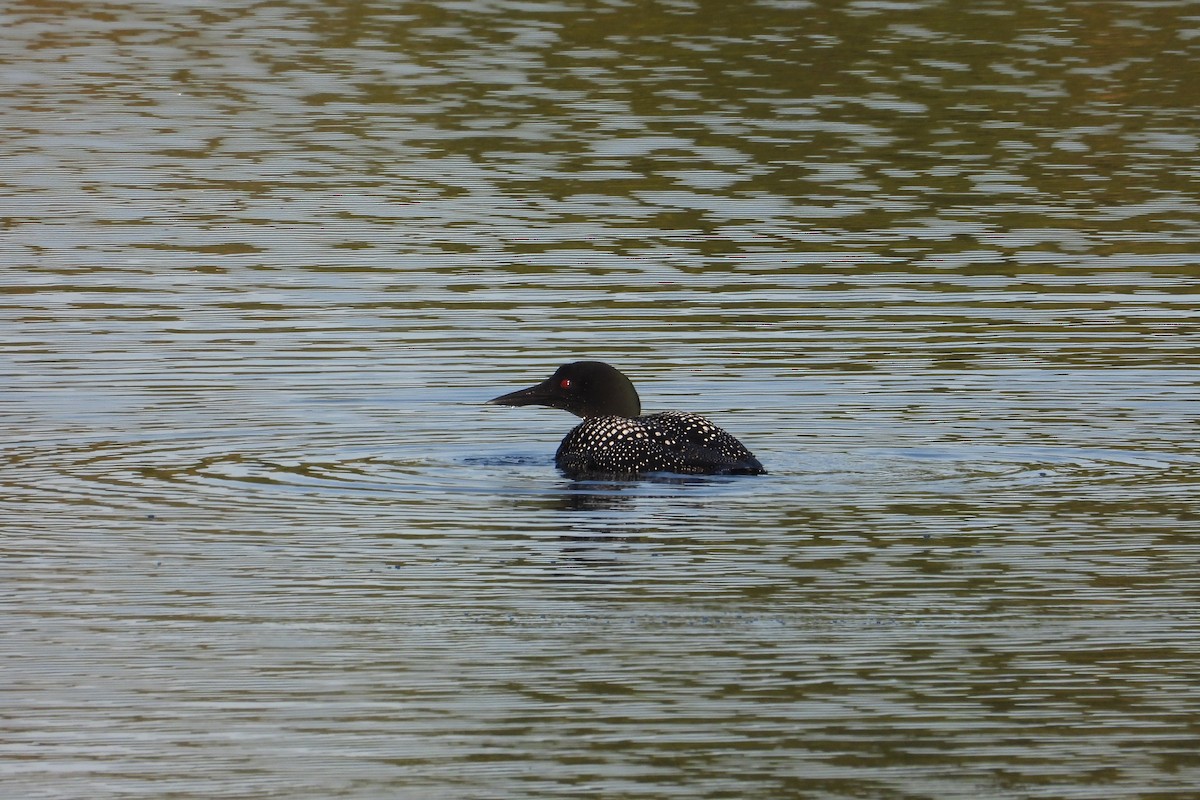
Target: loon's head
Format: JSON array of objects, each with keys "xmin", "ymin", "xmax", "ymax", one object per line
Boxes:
[{"xmin": 488, "ymin": 361, "xmax": 642, "ymax": 419}]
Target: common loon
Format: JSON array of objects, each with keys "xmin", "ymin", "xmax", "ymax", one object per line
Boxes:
[{"xmin": 488, "ymin": 361, "xmax": 766, "ymax": 478}]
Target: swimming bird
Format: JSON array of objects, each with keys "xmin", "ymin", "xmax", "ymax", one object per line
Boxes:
[{"xmin": 488, "ymin": 361, "xmax": 766, "ymax": 478}]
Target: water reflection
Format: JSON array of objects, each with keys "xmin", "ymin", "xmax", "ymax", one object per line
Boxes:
[{"xmin": 3, "ymin": 0, "xmax": 1200, "ymax": 797}]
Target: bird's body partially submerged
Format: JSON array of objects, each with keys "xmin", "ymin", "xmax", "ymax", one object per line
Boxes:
[
  {"xmin": 488, "ymin": 361, "xmax": 765, "ymax": 478},
  {"xmin": 554, "ymin": 410, "xmax": 764, "ymax": 477}
]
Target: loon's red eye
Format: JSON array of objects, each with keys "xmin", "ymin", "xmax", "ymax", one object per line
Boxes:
[{"xmin": 560, "ymin": 378, "xmax": 572, "ymax": 390}]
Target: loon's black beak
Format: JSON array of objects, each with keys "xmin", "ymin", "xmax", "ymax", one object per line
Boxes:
[{"xmin": 487, "ymin": 379, "xmax": 557, "ymax": 408}]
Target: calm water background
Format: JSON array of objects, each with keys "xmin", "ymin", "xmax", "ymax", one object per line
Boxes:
[{"xmin": 2, "ymin": 0, "xmax": 1199, "ymax": 797}]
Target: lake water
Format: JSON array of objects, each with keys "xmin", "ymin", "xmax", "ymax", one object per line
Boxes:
[{"xmin": 3, "ymin": 1, "xmax": 1199, "ymax": 797}]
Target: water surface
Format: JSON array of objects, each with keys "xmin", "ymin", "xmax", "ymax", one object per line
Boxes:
[{"xmin": 2, "ymin": 1, "xmax": 1199, "ymax": 797}]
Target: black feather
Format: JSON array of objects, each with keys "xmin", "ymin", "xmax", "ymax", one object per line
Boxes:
[{"xmin": 556, "ymin": 411, "xmax": 765, "ymax": 478}]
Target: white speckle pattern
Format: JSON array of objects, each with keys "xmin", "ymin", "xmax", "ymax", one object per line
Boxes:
[{"xmin": 555, "ymin": 411, "xmax": 765, "ymax": 477}]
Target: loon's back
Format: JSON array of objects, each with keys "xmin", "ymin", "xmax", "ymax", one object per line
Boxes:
[{"xmin": 556, "ymin": 411, "xmax": 765, "ymax": 478}]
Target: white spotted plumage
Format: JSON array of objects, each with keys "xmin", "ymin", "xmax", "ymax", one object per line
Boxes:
[{"xmin": 555, "ymin": 411, "xmax": 764, "ymax": 477}]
